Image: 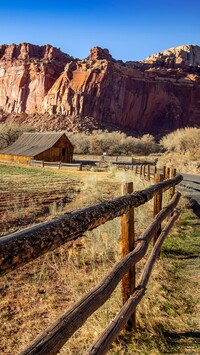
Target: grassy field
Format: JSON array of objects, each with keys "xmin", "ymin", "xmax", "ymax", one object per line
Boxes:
[{"xmin": 0, "ymin": 163, "xmax": 199, "ymax": 354}]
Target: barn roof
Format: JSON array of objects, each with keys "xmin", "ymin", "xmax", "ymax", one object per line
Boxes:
[{"xmin": 0, "ymin": 132, "xmax": 73, "ymax": 157}]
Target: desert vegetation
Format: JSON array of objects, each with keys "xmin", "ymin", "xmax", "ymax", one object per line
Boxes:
[
  {"xmin": 67, "ymin": 127, "xmax": 200, "ymax": 174},
  {"xmin": 69, "ymin": 127, "xmax": 200, "ymax": 158},
  {"xmin": 0, "ymin": 163, "xmax": 199, "ymax": 354},
  {"xmin": 0, "ymin": 125, "xmax": 199, "ymax": 353},
  {"xmin": 158, "ymin": 128, "xmax": 200, "ymax": 174},
  {"xmin": 0, "ymin": 123, "xmax": 199, "ymax": 161},
  {"xmin": 0, "ymin": 123, "xmax": 34, "ymax": 150},
  {"xmin": 160, "ymin": 127, "xmax": 200, "ymax": 155},
  {"xmin": 68, "ymin": 130, "xmax": 161, "ymax": 156}
]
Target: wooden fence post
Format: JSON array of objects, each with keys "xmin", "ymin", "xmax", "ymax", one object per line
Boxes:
[
  {"xmin": 142, "ymin": 165, "xmax": 146, "ymax": 179},
  {"xmin": 162, "ymin": 166, "xmax": 166, "ymax": 180},
  {"xmin": 153, "ymin": 165, "xmax": 157, "ymax": 178},
  {"xmin": 153, "ymin": 174, "xmax": 164, "ymax": 246},
  {"xmin": 166, "ymin": 167, "xmax": 170, "ymax": 179},
  {"xmin": 140, "ymin": 164, "xmax": 143, "ymax": 176},
  {"xmin": 169, "ymin": 168, "xmax": 177, "ymax": 199},
  {"xmin": 121, "ymin": 182, "xmax": 136, "ymax": 330},
  {"xmin": 147, "ymin": 164, "xmax": 150, "ymax": 181}
]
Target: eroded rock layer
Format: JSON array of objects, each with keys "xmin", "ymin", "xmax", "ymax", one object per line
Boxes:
[
  {"xmin": 0, "ymin": 43, "xmax": 200, "ymax": 134},
  {"xmin": 0, "ymin": 43, "xmax": 71, "ymax": 114}
]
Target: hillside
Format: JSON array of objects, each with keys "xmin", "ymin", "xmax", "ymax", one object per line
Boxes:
[{"xmin": 0, "ymin": 43, "xmax": 200, "ymax": 135}]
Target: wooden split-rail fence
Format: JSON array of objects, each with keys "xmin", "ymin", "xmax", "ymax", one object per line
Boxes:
[
  {"xmin": 30, "ymin": 159, "xmax": 82, "ymax": 170},
  {"xmin": 0, "ymin": 166, "xmax": 183, "ymax": 354}
]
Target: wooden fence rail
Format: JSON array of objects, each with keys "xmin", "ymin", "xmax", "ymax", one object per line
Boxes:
[
  {"xmin": 0, "ymin": 174, "xmax": 182, "ymax": 276},
  {"xmin": 30, "ymin": 160, "xmax": 82, "ymax": 170},
  {"xmin": 0, "ymin": 169, "xmax": 183, "ymax": 355},
  {"xmin": 22, "ymin": 192, "xmax": 181, "ymax": 355},
  {"xmin": 87, "ymin": 210, "xmax": 180, "ymax": 355}
]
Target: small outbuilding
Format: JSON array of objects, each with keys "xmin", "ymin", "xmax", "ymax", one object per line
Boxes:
[{"xmin": 0, "ymin": 132, "xmax": 74, "ymax": 165}]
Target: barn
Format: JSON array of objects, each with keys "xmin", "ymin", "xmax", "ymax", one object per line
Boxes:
[{"xmin": 0, "ymin": 132, "xmax": 74, "ymax": 165}]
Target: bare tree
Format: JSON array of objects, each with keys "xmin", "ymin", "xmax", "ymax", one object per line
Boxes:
[{"xmin": 0, "ymin": 124, "xmax": 35, "ymax": 150}]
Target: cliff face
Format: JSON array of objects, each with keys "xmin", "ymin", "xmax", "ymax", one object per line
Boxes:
[
  {"xmin": 43, "ymin": 45, "xmax": 200, "ymax": 134},
  {"xmin": 0, "ymin": 43, "xmax": 200, "ymax": 135},
  {"xmin": 0, "ymin": 43, "xmax": 71, "ymax": 114},
  {"xmin": 145, "ymin": 44, "xmax": 200, "ymax": 67}
]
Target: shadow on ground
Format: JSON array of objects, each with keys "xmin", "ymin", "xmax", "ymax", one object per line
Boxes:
[
  {"xmin": 187, "ymin": 198, "xmax": 200, "ymax": 218},
  {"xmin": 162, "ymin": 249, "xmax": 200, "ymax": 259},
  {"xmin": 164, "ymin": 331, "xmax": 200, "ymax": 345}
]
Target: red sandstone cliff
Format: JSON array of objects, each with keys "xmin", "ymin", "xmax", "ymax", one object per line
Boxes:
[
  {"xmin": 0, "ymin": 43, "xmax": 71, "ymax": 114},
  {"xmin": 0, "ymin": 43, "xmax": 200, "ymax": 135}
]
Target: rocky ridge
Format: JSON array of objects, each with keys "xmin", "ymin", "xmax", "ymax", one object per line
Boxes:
[
  {"xmin": 144, "ymin": 44, "xmax": 200, "ymax": 67},
  {"xmin": 0, "ymin": 43, "xmax": 200, "ymax": 135}
]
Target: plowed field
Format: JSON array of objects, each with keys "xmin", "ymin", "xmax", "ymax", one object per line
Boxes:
[{"xmin": 0, "ymin": 164, "xmax": 81, "ymax": 237}]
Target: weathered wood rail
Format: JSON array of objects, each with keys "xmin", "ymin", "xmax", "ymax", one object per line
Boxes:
[
  {"xmin": 0, "ymin": 171, "xmax": 183, "ymax": 354},
  {"xmin": 87, "ymin": 210, "xmax": 180, "ymax": 355},
  {"xmin": 0, "ymin": 174, "xmax": 182, "ymax": 276}
]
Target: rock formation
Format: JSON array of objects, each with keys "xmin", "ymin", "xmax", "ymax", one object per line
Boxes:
[
  {"xmin": 145, "ymin": 44, "xmax": 200, "ymax": 67},
  {"xmin": 0, "ymin": 43, "xmax": 199, "ymax": 135},
  {"xmin": 0, "ymin": 43, "xmax": 71, "ymax": 114}
]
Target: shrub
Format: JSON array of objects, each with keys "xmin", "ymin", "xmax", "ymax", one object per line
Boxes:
[
  {"xmin": 0, "ymin": 124, "xmax": 35, "ymax": 149},
  {"xmin": 160, "ymin": 127, "xmax": 200, "ymax": 154},
  {"xmin": 69, "ymin": 130, "xmax": 161, "ymax": 156}
]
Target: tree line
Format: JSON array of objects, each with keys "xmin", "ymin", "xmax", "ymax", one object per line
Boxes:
[{"xmin": 0, "ymin": 124, "xmax": 199, "ymax": 156}]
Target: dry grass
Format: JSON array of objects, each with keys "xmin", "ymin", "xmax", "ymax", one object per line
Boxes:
[
  {"xmin": 156, "ymin": 152, "xmax": 200, "ymax": 175},
  {"xmin": 0, "ymin": 163, "xmax": 199, "ymax": 354},
  {"xmin": 74, "ymin": 150, "xmax": 200, "ymax": 175}
]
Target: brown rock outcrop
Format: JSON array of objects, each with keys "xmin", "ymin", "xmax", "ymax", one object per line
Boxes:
[
  {"xmin": 0, "ymin": 43, "xmax": 200, "ymax": 135},
  {"xmin": 88, "ymin": 47, "xmax": 115, "ymax": 62},
  {"xmin": 0, "ymin": 43, "xmax": 71, "ymax": 114}
]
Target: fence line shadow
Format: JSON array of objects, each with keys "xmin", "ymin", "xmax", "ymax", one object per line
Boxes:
[{"xmin": 164, "ymin": 330, "xmax": 200, "ymax": 344}]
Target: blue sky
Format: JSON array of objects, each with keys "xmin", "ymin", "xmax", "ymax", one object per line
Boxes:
[{"xmin": 1, "ymin": 0, "xmax": 200, "ymax": 61}]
